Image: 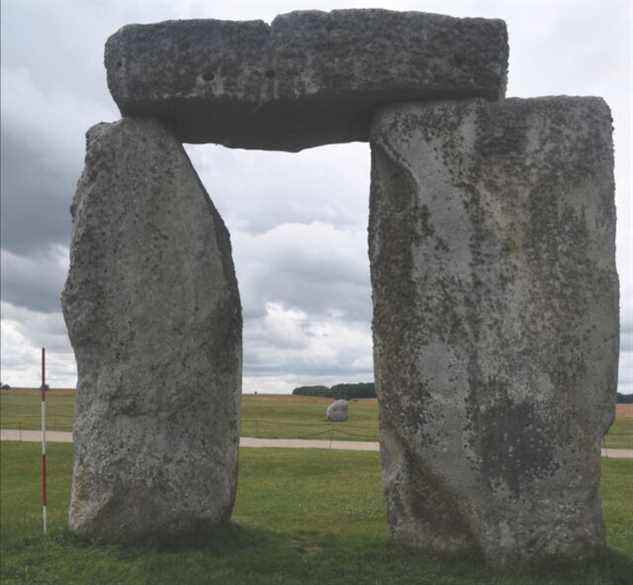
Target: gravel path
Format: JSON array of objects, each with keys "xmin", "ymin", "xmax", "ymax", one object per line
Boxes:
[{"xmin": 1, "ymin": 428, "xmax": 631, "ymax": 458}]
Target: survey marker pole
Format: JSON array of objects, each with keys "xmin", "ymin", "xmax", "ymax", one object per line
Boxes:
[{"xmin": 40, "ymin": 347, "xmax": 47, "ymax": 535}]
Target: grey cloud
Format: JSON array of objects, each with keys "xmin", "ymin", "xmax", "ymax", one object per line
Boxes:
[
  {"xmin": 1, "ymin": 246, "xmax": 68, "ymax": 313},
  {"xmin": 241, "ymin": 299, "xmax": 372, "ymax": 381},
  {"xmin": 232, "ymin": 222, "xmax": 372, "ymax": 323},
  {"xmin": 1, "ymin": 121, "xmax": 77, "ymax": 255},
  {"xmin": 0, "ymin": 64, "xmax": 116, "ymax": 256},
  {"xmin": 0, "ymin": 0, "xmax": 199, "ymax": 257}
]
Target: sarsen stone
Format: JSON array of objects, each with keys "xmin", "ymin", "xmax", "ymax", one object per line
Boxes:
[{"xmin": 62, "ymin": 117, "xmax": 242, "ymax": 543}]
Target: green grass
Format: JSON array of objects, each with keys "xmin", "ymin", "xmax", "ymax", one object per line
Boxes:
[
  {"xmin": 240, "ymin": 395, "xmax": 378, "ymax": 441},
  {"xmin": 2, "ymin": 391, "xmax": 631, "ymax": 449},
  {"xmin": 1, "ymin": 390, "xmax": 75, "ymax": 432},
  {"xmin": 604, "ymin": 418, "xmax": 633, "ymax": 450},
  {"xmin": 1, "ymin": 442, "xmax": 632, "ymax": 584},
  {"xmin": 0, "ymin": 391, "xmax": 380, "ymax": 442}
]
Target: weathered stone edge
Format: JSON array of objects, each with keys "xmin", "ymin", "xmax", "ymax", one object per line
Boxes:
[{"xmin": 105, "ymin": 9, "xmax": 508, "ymax": 114}]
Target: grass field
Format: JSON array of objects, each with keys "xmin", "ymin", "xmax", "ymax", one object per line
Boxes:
[
  {"xmin": 2, "ymin": 390, "xmax": 632, "ymax": 449},
  {"xmin": 0, "ymin": 390, "xmax": 381, "ymax": 441},
  {"xmin": 1, "ymin": 441, "xmax": 632, "ymax": 585}
]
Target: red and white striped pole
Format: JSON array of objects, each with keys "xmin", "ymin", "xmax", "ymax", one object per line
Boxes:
[{"xmin": 40, "ymin": 347, "xmax": 48, "ymax": 535}]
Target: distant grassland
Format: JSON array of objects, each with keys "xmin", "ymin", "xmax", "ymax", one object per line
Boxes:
[
  {"xmin": 0, "ymin": 390, "xmax": 379, "ymax": 442},
  {"xmin": 240, "ymin": 394, "xmax": 378, "ymax": 440},
  {"xmin": 1, "ymin": 389, "xmax": 632, "ymax": 449}
]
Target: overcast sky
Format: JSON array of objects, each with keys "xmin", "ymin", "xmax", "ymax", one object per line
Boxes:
[{"xmin": 1, "ymin": 0, "xmax": 631, "ymax": 394}]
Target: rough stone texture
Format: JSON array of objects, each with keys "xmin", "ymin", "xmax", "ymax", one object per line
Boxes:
[
  {"xmin": 326, "ymin": 400, "xmax": 349, "ymax": 422},
  {"xmin": 105, "ymin": 10, "xmax": 508, "ymax": 151},
  {"xmin": 369, "ymin": 97, "xmax": 618, "ymax": 565},
  {"xmin": 62, "ymin": 118, "xmax": 242, "ymax": 543}
]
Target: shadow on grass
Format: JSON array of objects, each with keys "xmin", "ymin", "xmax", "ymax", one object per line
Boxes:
[
  {"xmin": 44, "ymin": 521, "xmax": 260, "ymax": 556},
  {"xmin": 19, "ymin": 523, "xmax": 629, "ymax": 585},
  {"xmin": 521, "ymin": 548, "xmax": 633, "ymax": 585}
]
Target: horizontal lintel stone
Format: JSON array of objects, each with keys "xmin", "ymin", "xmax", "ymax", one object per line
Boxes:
[{"xmin": 105, "ymin": 9, "xmax": 508, "ymax": 151}]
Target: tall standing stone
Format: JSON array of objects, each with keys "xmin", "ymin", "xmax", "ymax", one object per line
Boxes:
[
  {"xmin": 369, "ymin": 97, "xmax": 618, "ymax": 565},
  {"xmin": 62, "ymin": 118, "xmax": 242, "ymax": 542}
]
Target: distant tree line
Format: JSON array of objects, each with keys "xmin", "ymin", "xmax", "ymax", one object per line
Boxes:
[
  {"xmin": 291, "ymin": 388, "xmax": 633, "ymax": 403},
  {"xmin": 292, "ymin": 383, "xmax": 376, "ymax": 400}
]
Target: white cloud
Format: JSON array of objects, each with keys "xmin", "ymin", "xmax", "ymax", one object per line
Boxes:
[
  {"xmin": 0, "ymin": 301, "xmax": 75, "ymax": 387},
  {"xmin": 243, "ymin": 301, "xmax": 373, "ymax": 392},
  {"xmin": 185, "ymin": 142, "xmax": 370, "ymax": 235},
  {"xmin": 232, "ymin": 220, "xmax": 371, "ymax": 322}
]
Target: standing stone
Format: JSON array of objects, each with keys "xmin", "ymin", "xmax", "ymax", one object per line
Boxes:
[
  {"xmin": 369, "ymin": 97, "xmax": 618, "ymax": 565},
  {"xmin": 62, "ymin": 118, "xmax": 242, "ymax": 543},
  {"xmin": 326, "ymin": 399, "xmax": 349, "ymax": 422}
]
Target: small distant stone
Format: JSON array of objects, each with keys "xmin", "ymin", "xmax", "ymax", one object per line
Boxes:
[{"xmin": 326, "ymin": 400, "xmax": 349, "ymax": 422}]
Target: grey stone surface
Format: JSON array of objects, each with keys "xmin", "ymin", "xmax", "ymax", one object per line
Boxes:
[
  {"xmin": 326, "ymin": 399, "xmax": 349, "ymax": 422},
  {"xmin": 369, "ymin": 97, "xmax": 618, "ymax": 565},
  {"xmin": 62, "ymin": 117, "xmax": 242, "ymax": 543},
  {"xmin": 105, "ymin": 10, "xmax": 508, "ymax": 151}
]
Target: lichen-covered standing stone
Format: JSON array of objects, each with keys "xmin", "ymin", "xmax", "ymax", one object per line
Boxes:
[
  {"xmin": 369, "ymin": 97, "xmax": 618, "ymax": 565},
  {"xmin": 62, "ymin": 118, "xmax": 242, "ymax": 542},
  {"xmin": 105, "ymin": 9, "xmax": 507, "ymax": 150}
]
